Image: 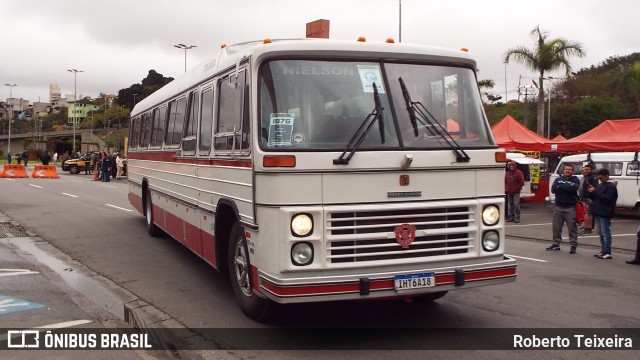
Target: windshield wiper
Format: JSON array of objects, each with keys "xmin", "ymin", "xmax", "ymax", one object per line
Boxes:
[
  {"xmin": 398, "ymin": 77, "xmax": 470, "ymax": 163},
  {"xmin": 333, "ymin": 83, "xmax": 385, "ymax": 165}
]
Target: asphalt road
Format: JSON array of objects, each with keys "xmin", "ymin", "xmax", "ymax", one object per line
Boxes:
[{"xmin": 0, "ymin": 172, "xmax": 639, "ymax": 359}]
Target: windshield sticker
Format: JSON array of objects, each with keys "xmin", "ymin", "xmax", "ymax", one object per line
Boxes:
[
  {"xmin": 267, "ymin": 113, "xmax": 295, "ymax": 146},
  {"xmin": 357, "ymin": 65, "xmax": 386, "ymax": 93},
  {"xmin": 292, "ymin": 133, "xmax": 305, "ymax": 144}
]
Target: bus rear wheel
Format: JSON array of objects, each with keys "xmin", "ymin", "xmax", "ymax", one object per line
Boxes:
[
  {"xmin": 228, "ymin": 223, "xmax": 274, "ymax": 322},
  {"xmin": 145, "ymin": 190, "xmax": 161, "ymax": 237}
]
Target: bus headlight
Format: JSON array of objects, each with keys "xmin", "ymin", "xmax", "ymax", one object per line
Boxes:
[
  {"xmin": 482, "ymin": 231, "xmax": 500, "ymax": 252},
  {"xmin": 291, "ymin": 242, "xmax": 314, "ymax": 266},
  {"xmin": 291, "ymin": 213, "xmax": 313, "ymax": 237},
  {"xmin": 482, "ymin": 205, "xmax": 500, "ymax": 226}
]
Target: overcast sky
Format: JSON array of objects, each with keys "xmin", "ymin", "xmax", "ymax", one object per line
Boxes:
[{"xmin": 1, "ymin": 0, "xmax": 637, "ymax": 104}]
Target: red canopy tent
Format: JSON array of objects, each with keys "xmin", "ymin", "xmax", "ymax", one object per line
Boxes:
[
  {"xmin": 554, "ymin": 119, "xmax": 640, "ymax": 152},
  {"xmin": 491, "ymin": 115, "xmax": 552, "ymax": 151}
]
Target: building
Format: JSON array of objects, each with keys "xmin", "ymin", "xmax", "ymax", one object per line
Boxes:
[
  {"xmin": 49, "ymin": 84, "xmax": 61, "ymax": 105},
  {"xmin": 67, "ymin": 101, "xmax": 100, "ymax": 125}
]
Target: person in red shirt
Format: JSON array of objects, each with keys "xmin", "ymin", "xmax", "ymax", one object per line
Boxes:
[{"xmin": 505, "ymin": 161, "xmax": 525, "ymax": 223}]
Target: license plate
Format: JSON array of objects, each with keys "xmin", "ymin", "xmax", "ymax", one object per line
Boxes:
[{"xmin": 394, "ymin": 273, "xmax": 435, "ymax": 291}]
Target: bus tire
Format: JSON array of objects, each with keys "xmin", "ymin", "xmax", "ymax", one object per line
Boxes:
[
  {"xmin": 145, "ymin": 190, "xmax": 161, "ymax": 237},
  {"xmin": 228, "ymin": 222, "xmax": 273, "ymax": 321},
  {"xmin": 412, "ymin": 291, "xmax": 448, "ymax": 303}
]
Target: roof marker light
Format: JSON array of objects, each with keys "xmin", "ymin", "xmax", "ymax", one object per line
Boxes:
[
  {"xmin": 263, "ymin": 38, "xmax": 272, "ymax": 44},
  {"xmin": 220, "ymin": 43, "xmax": 227, "ymax": 49},
  {"xmin": 460, "ymin": 47, "xmax": 469, "ymax": 52},
  {"xmin": 386, "ymin": 38, "xmax": 395, "ymax": 43},
  {"xmin": 357, "ymin": 36, "xmax": 366, "ymax": 42}
]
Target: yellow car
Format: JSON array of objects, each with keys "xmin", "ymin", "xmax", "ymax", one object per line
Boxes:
[{"xmin": 61, "ymin": 153, "xmax": 96, "ymax": 174}]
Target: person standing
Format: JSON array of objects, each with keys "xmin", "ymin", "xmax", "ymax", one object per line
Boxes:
[
  {"xmin": 504, "ymin": 161, "xmax": 525, "ymax": 223},
  {"xmin": 579, "ymin": 164, "xmax": 599, "ymax": 235},
  {"xmin": 6, "ymin": 151, "xmax": 11, "ymax": 164},
  {"xmin": 101, "ymin": 152, "xmax": 111, "ymax": 182},
  {"xmin": 40, "ymin": 150, "xmax": 51, "ymax": 165},
  {"xmin": 626, "ymin": 187, "xmax": 640, "ymax": 265},
  {"xmin": 115, "ymin": 153, "xmax": 124, "ymax": 180},
  {"xmin": 22, "ymin": 150, "xmax": 28, "ymax": 168},
  {"xmin": 53, "ymin": 152, "xmax": 59, "ymax": 167},
  {"xmin": 588, "ymin": 169, "xmax": 618, "ymax": 259},
  {"xmin": 547, "ymin": 163, "xmax": 580, "ymax": 253}
]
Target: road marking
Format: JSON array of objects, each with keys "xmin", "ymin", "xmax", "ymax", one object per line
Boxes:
[
  {"xmin": 100, "ymin": 184, "xmax": 118, "ymax": 189},
  {"xmin": 506, "ymin": 254, "xmax": 548, "ymax": 263},
  {"xmin": 0, "ymin": 268, "xmax": 39, "ymax": 277},
  {"xmin": 61, "ymin": 193, "xmax": 79, "ymax": 198},
  {"xmin": 33, "ymin": 319, "xmax": 93, "ymax": 329},
  {"xmin": 29, "ymin": 184, "xmax": 43, "ymax": 189},
  {"xmin": 105, "ymin": 204, "xmax": 133, "ymax": 212},
  {"xmin": 0, "ymin": 296, "xmax": 44, "ymax": 315},
  {"xmin": 4, "ymin": 178, "xmax": 16, "ymax": 182}
]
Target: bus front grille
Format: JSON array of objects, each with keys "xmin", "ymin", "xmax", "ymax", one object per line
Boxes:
[{"xmin": 326, "ymin": 206, "xmax": 474, "ymax": 263}]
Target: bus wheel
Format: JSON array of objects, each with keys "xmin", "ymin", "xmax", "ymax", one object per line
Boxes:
[
  {"xmin": 228, "ymin": 223, "xmax": 273, "ymax": 321},
  {"xmin": 412, "ymin": 291, "xmax": 448, "ymax": 303},
  {"xmin": 145, "ymin": 190, "xmax": 161, "ymax": 237}
]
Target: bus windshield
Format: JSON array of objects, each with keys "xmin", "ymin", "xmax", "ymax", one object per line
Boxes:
[{"xmin": 258, "ymin": 59, "xmax": 493, "ymax": 150}]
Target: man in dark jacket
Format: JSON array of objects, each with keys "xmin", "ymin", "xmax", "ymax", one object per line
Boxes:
[
  {"xmin": 579, "ymin": 164, "xmax": 599, "ymax": 234},
  {"xmin": 547, "ymin": 163, "xmax": 580, "ymax": 253},
  {"xmin": 505, "ymin": 161, "xmax": 525, "ymax": 223},
  {"xmin": 588, "ymin": 169, "xmax": 618, "ymax": 259}
]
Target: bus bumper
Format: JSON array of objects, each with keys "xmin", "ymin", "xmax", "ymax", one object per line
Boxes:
[{"xmin": 256, "ymin": 256, "xmax": 517, "ymax": 304}]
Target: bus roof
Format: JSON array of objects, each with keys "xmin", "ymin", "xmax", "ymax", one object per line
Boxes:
[
  {"xmin": 132, "ymin": 38, "xmax": 477, "ymax": 117},
  {"xmin": 559, "ymin": 152, "xmax": 639, "ymax": 162}
]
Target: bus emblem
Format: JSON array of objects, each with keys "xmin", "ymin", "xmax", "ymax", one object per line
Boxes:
[
  {"xmin": 394, "ymin": 224, "xmax": 416, "ymax": 248},
  {"xmin": 399, "ymin": 175, "xmax": 410, "ymax": 186}
]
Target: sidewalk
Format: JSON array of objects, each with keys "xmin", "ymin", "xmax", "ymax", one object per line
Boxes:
[
  {"xmin": 506, "ymin": 201, "xmax": 639, "ymax": 254},
  {"xmin": 0, "ymin": 211, "xmax": 167, "ymax": 358}
]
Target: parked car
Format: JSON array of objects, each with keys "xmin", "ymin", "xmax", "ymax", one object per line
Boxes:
[{"xmin": 61, "ymin": 152, "xmax": 97, "ymax": 174}]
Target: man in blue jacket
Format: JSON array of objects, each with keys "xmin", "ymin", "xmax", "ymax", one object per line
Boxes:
[
  {"xmin": 547, "ymin": 163, "xmax": 580, "ymax": 253},
  {"xmin": 588, "ymin": 168, "xmax": 618, "ymax": 259}
]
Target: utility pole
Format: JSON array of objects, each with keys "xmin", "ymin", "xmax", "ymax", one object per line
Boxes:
[
  {"xmin": 67, "ymin": 69, "xmax": 84, "ymax": 153},
  {"xmin": 4, "ymin": 83, "xmax": 18, "ymax": 153}
]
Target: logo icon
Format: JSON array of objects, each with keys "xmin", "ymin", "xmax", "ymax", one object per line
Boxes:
[
  {"xmin": 7, "ymin": 330, "xmax": 40, "ymax": 348},
  {"xmin": 394, "ymin": 223, "xmax": 417, "ymax": 248},
  {"xmin": 399, "ymin": 175, "xmax": 410, "ymax": 186}
]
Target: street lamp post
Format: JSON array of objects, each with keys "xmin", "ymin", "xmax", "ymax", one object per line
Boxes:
[
  {"xmin": 132, "ymin": 93, "xmax": 139, "ymax": 107},
  {"xmin": 174, "ymin": 44, "xmax": 197, "ymax": 73},
  {"xmin": 67, "ymin": 69, "xmax": 84, "ymax": 153},
  {"xmin": 4, "ymin": 83, "xmax": 18, "ymax": 153}
]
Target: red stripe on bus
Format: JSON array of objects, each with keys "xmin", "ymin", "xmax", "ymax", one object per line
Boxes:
[
  {"xmin": 128, "ymin": 151, "xmax": 251, "ymax": 167},
  {"xmin": 258, "ymin": 266, "xmax": 517, "ymax": 298}
]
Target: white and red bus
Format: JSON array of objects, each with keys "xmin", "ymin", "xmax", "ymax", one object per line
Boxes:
[{"xmin": 127, "ymin": 38, "xmax": 516, "ymax": 321}]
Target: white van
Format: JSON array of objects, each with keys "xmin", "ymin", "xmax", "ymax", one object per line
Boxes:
[
  {"xmin": 506, "ymin": 153, "xmax": 544, "ymax": 199},
  {"xmin": 548, "ymin": 152, "xmax": 640, "ymax": 209}
]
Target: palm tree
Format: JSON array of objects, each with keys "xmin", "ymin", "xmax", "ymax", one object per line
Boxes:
[{"xmin": 504, "ymin": 26, "xmax": 586, "ymax": 135}]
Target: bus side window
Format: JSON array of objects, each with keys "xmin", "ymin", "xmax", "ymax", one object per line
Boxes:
[
  {"xmin": 150, "ymin": 105, "xmax": 167, "ymax": 148},
  {"xmin": 199, "ymin": 88, "xmax": 214, "ymax": 154},
  {"xmin": 215, "ymin": 70, "xmax": 249, "ymax": 153},
  {"xmin": 182, "ymin": 90, "xmax": 199, "ymax": 154},
  {"xmin": 166, "ymin": 97, "xmax": 187, "ymax": 147},
  {"xmin": 140, "ymin": 112, "xmax": 152, "ymax": 148},
  {"xmin": 129, "ymin": 116, "xmax": 141, "ymax": 149}
]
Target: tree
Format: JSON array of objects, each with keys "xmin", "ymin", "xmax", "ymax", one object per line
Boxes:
[
  {"xmin": 478, "ymin": 79, "xmax": 502, "ymax": 104},
  {"xmin": 612, "ymin": 61, "xmax": 640, "ymax": 116},
  {"xmin": 504, "ymin": 26, "xmax": 586, "ymax": 135},
  {"xmin": 116, "ymin": 70, "xmax": 173, "ymax": 110}
]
